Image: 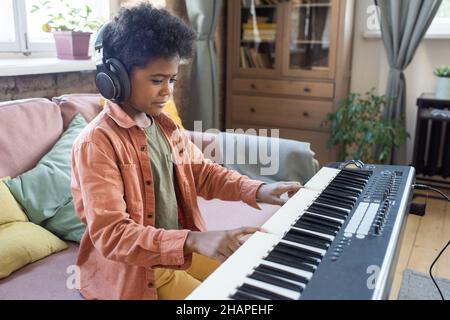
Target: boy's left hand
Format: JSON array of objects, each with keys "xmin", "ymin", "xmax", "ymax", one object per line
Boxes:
[{"xmin": 256, "ymin": 182, "xmax": 302, "ymax": 206}]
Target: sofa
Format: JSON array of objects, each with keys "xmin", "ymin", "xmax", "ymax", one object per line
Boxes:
[{"xmin": 0, "ymin": 93, "xmax": 318, "ymax": 300}]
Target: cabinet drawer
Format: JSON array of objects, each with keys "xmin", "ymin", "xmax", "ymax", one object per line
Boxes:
[
  {"xmin": 231, "ymin": 122, "xmax": 333, "ymax": 166},
  {"xmin": 232, "ymin": 79, "xmax": 334, "ymax": 99},
  {"xmin": 231, "ymin": 95, "xmax": 332, "ymax": 132}
]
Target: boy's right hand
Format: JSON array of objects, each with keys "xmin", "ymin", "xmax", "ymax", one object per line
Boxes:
[{"xmin": 184, "ymin": 227, "xmax": 261, "ymax": 262}]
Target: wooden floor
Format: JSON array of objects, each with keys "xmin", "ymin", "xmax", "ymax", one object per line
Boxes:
[{"xmin": 389, "ymin": 193, "xmax": 450, "ymax": 299}]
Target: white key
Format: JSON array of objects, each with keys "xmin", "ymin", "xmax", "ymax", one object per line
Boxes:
[
  {"xmin": 305, "ymin": 167, "xmax": 341, "ymax": 191},
  {"xmin": 186, "ymin": 232, "xmax": 281, "ymax": 300},
  {"xmin": 262, "ymin": 188, "xmax": 320, "ymax": 236},
  {"xmin": 279, "ymin": 238, "xmax": 327, "ymax": 256},
  {"xmin": 290, "ymin": 226, "xmax": 335, "ymax": 241},
  {"xmin": 241, "ymin": 278, "xmax": 301, "ymax": 300},
  {"xmin": 259, "ymin": 260, "xmax": 313, "ymax": 281}
]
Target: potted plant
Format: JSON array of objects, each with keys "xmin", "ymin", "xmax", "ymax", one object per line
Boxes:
[
  {"xmin": 434, "ymin": 66, "xmax": 450, "ymax": 99},
  {"xmin": 31, "ymin": 1, "xmax": 105, "ymax": 60},
  {"xmin": 322, "ymin": 90, "xmax": 409, "ymax": 164}
]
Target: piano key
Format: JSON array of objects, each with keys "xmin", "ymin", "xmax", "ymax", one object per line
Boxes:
[
  {"xmin": 187, "ymin": 232, "xmax": 282, "ymax": 300},
  {"xmin": 304, "ymin": 212, "xmax": 345, "ymax": 225},
  {"xmin": 304, "ymin": 167, "xmax": 341, "ymax": 191},
  {"xmin": 272, "ymin": 245, "xmax": 321, "ymax": 265},
  {"xmin": 286, "ymin": 227, "xmax": 334, "ymax": 243},
  {"xmin": 230, "ymin": 291, "xmax": 263, "ymax": 300},
  {"xmin": 283, "ymin": 232, "xmax": 330, "ymax": 250},
  {"xmin": 260, "ymin": 260, "xmax": 313, "ymax": 281},
  {"xmin": 307, "ymin": 205, "xmax": 348, "ymax": 219},
  {"xmin": 294, "ymin": 221, "xmax": 338, "ymax": 236},
  {"xmin": 248, "ymin": 270, "xmax": 304, "ymax": 293},
  {"xmin": 277, "ymin": 240, "xmax": 324, "ymax": 258},
  {"xmin": 254, "ymin": 264, "xmax": 309, "ymax": 285},
  {"xmin": 311, "ymin": 202, "xmax": 351, "ymax": 215},
  {"xmin": 314, "ymin": 197, "xmax": 354, "ymax": 210},
  {"xmin": 327, "ymin": 182, "xmax": 363, "ymax": 193},
  {"xmin": 262, "ymin": 188, "xmax": 320, "ymax": 235},
  {"xmin": 317, "ymin": 193, "xmax": 356, "ymax": 207},
  {"xmin": 301, "ymin": 213, "xmax": 343, "ymax": 228},
  {"xmin": 340, "ymin": 168, "xmax": 372, "ymax": 178},
  {"xmin": 326, "ymin": 185, "xmax": 360, "ymax": 197},
  {"xmin": 238, "ymin": 282, "xmax": 295, "ymax": 300},
  {"xmin": 332, "ymin": 176, "xmax": 367, "ymax": 187},
  {"xmin": 322, "ymin": 190, "xmax": 358, "ymax": 202},
  {"xmin": 265, "ymin": 251, "xmax": 316, "ymax": 273}
]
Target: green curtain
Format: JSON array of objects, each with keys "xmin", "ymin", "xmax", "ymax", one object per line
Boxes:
[
  {"xmin": 185, "ymin": 0, "xmax": 222, "ymax": 131},
  {"xmin": 375, "ymin": 0, "xmax": 442, "ymax": 163}
]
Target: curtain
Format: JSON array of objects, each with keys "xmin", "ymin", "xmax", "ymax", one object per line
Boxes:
[
  {"xmin": 375, "ymin": 0, "xmax": 442, "ymax": 163},
  {"xmin": 185, "ymin": 0, "xmax": 222, "ymax": 131}
]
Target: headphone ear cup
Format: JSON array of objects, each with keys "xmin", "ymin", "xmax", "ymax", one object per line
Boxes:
[
  {"xmin": 106, "ymin": 58, "xmax": 131, "ymax": 102},
  {"xmin": 95, "ymin": 64, "xmax": 120, "ymax": 101}
]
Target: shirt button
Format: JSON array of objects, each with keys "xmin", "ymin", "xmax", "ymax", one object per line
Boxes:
[
  {"xmin": 147, "ymin": 213, "xmax": 153, "ymax": 219},
  {"xmin": 146, "ymin": 180, "xmax": 152, "ymax": 186},
  {"xmin": 140, "ymin": 146, "xmax": 146, "ymax": 151},
  {"xmin": 148, "ymin": 282, "xmax": 154, "ymax": 288}
]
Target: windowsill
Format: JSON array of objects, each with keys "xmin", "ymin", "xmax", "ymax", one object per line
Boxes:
[
  {"xmin": 0, "ymin": 56, "xmax": 96, "ymax": 77},
  {"xmin": 364, "ymin": 31, "xmax": 450, "ymax": 40}
]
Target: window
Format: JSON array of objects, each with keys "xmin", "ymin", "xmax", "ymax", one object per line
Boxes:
[
  {"xmin": 0, "ymin": 0, "xmax": 110, "ymax": 54},
  {"xmin": 365, "ymin": 0, "xmax": 450, "ymax": 39}
]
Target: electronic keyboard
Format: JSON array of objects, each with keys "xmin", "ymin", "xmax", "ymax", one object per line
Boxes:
[{"xmin": 187, "ymin": 164, "xmax": 415, "ymax": 300}]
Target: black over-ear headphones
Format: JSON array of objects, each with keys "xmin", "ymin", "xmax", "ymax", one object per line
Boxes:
[{"xmin": 94, "ymin": 23, "xmax": 131, "ymax": 103}]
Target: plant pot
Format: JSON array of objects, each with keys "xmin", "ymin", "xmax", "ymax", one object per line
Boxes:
[
  {"xmin": 435, "ymin": 77, "xmax": 450, "ymax": 100},
  {"xmin": 53, "ymin": 31, "xmax": 92, "ymax": 60}
]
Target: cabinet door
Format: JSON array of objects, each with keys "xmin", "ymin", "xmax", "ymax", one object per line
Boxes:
[
  {"xmin": 281, "ymin": 0, "xmax": 340, "ymax": 79},
  {"xmin": 230, "ymin": 0, "xmax": 284, "ymax": 76}
]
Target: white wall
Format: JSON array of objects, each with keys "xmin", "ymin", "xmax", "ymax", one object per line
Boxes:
[{"xmin": 350, "ymin": 0, "xmax": 450, "ymax": 164}]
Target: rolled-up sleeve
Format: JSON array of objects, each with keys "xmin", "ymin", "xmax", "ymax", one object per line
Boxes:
[{"xmin": 71, "ymin": 138, "xmax": 189, "ymax": 268}]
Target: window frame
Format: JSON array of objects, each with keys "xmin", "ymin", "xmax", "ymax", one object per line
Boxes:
[
  {"xmin": 364, "ymin": 2, "xmax": 450, "ymax": 40},
  {"xmin": 0, "ymin": 0, "xmax": 113, "ymax": 54}
]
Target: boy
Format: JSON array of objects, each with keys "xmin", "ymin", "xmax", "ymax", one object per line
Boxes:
[{"xmin": 71, "ymin": 3, "xmax": 301, "ymax": 300}]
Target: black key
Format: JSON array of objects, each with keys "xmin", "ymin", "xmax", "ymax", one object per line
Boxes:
[
  {"xmin": 287, "ymin": 227, "xmax": 332, "ymax": 244},
  {"xmin": 318, "ymin": 193, "xmax": 355, "ymax": 207},
  {"xmin": 266, "ymin": 251, "xmax": 316, "ymax": 273},
  {"xmin": 239, "ymin": 283, "xmax": 293, "ymax": 300},
  {"xmin": 295, "ymin": 221, "xmax": 337, "ymax": 236},
  {"xmin": 322, "ymin": 190, "xmax": 358, "ymax": 201},
  {"xmin": 230, "ymin": 291, "xmax": 262, "ymax": 300},
  {"xmin": 334, "ymin": 174, "xmax": 368, "ymax": 184},
  {"xmin": 303, "ymin": 213, "xmax": 342, "ymax": 228},
  {"xmin": 326, "ymin": 185, "xmax": 360, "ymax": 197},
  {"xmin": 331, "ymin": 179, "xmax": 366, "ymax": 190},
  {"xmin": 308, "ymin": 204, "xmax": 348, "ymax": 219},
  {"xmin": 311, "ymin": 202, "xmax": 349, "ymax": 215},
  {"xmin": 341, "ymin": 168, "xmax": 372, "ymax": 177},
  {"xmin": 283, "ymin": 232, "xmax": 329, "ymax": 250},
  {"xmin": 273, "ymin": 244, "xmax": 320, "ymax": 265},
  {"xmin": 315, "ymin": 197, "xmax": 353, "ymax": 210},
  {"xmin": 328, "ymin": 181, "xmax": 362, "ymax": 193},
  {"xmin": 300, "ymin": 215, "xmax": 342, "ymax": 229},
  {"xmin": 255, "ymin": 264, "xmax": 309, "ymax": 285},
  {"xmin": 249, "ymin": 271, "xmax": 303, "ymax": 293},
  {"xmin": 278, "ymin": 241, "xmax": 323, "ymax": 259}
]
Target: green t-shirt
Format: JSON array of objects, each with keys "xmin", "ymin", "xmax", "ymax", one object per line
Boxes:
[{"xmin": 144, "ymin": 117, "xmax": 179, "ymax": 230}]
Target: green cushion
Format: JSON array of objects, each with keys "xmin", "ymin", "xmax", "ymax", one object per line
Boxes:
[{"xmin": 6, "ymin": 114, "xmax": 87, "ymax": 242}]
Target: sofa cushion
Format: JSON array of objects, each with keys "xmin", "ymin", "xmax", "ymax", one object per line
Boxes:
[
  {"xmin": 0, "ymin": 98, "xmax": 63, "ymax": 178},
  {"xmin": 0, "ymin": 222, "xmax": 68, "ymax": 280},
  {"xmin": 0, "ymin": 179, "xmax": 67, "ymax": 280},
  {"xmin": 0, "ymin": 180, "xmax": 28, "ymax": 225},
  {"xmin": 5, "ymin": 114, "xmax": 88, "ymax": 242},
  {"xmin": 53, "ymin": 93, "xmax": 103, "ymax": 130}
]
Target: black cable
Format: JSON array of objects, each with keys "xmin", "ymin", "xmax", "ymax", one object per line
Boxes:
[{"xmin": 412, "ymin": 183, "xmax": 450, "ymax": 300}]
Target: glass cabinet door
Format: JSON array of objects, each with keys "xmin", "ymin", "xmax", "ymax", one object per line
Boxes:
[
  {"xmin": 285, "ymin": 0, "xmax": 337, "ymax": 78},
  {"xmin": 237, "ymin": 0, "xmax": 281, "ymax": 72}
]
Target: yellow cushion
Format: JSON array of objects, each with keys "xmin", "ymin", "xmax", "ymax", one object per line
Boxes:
[
  {"xmin": 0, "ymin": 222, "xmax": 68, "ymax": 279},
  {"xmin": 100, "ymin": 97, "xmax": 184, "ymax": 128},
  {"xmin": 0, "ymin": 180, "xmax": 28, "ymax": 225},
  {"xmin": 0, "ymin": 178, "xmax": 67, "ymax": 279},
  {"xmin": 163, "ymin": 99, "xmax": 184, "ymax": 129}
]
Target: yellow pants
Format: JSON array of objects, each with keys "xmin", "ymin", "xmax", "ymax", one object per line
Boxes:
[{"xmin": 155, "ymin": 253, "xmax": 220, "ymax": 300}]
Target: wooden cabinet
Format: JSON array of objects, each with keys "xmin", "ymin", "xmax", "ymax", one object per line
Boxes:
[{"xmin": 225, "ymin": 0, "xmax": 355, "ymax": 166}]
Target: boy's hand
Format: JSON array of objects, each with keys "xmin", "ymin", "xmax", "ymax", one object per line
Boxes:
[
  {"xmin": 256, "ymin": 182, "xmax": 302, "ymax": 206},
  {"xmin": 184, "ymin": 227, "xmax": 261, "ymax": 262}
]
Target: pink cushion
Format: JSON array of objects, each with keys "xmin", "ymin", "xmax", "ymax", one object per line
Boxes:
[
  {"xmin": 0, "ymin": 98, "xmax": 63, "ymax": 178},
  {"xmin": 53, "ymin": 93, "xmax": 103, "ymax": 130}
]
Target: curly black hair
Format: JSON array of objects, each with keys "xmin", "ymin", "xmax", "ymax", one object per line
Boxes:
[{"xmin": 103, "ymin": 3, "xmax": 197, "ymax": 75}]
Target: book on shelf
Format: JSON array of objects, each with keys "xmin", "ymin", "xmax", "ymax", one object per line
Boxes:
[
  {"xmin": 240, "ymin": 46, "xmax": 273, "ymax": 69},
  {"xmin": 242, "ymin": 23, "xmax": 277, "ymax": 30}
]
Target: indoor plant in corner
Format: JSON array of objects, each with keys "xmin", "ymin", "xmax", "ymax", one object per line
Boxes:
[
  {"xmin": 434, "ymin": 66, "xmax": 450, "ymax": 99},
  {"xmin": 31, "ymin": 1, "xmax": 104, "ymax": 60},
  {"xmin": 322, "ymin": 90, "xmax": 409, "ymax": 164}
]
